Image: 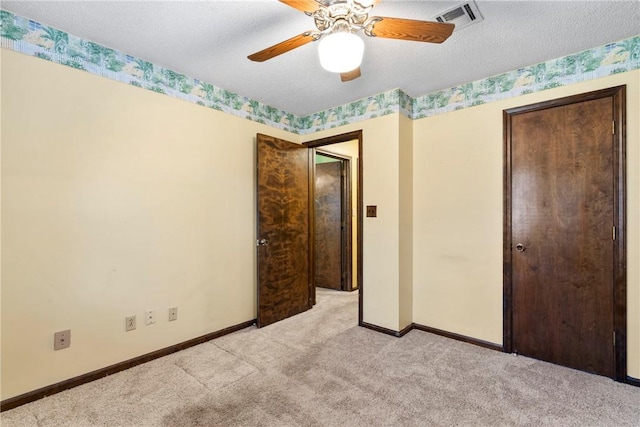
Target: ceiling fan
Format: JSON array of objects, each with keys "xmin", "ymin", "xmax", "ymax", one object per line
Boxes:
[{"xmin": 248, "ymin": 0, "xmax": 455, "ymax": 82}]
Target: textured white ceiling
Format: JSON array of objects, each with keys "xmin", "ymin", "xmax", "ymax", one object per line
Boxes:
[{"xmin": 3, "ymin": 0, "xmax": 639, "ymax": 116}]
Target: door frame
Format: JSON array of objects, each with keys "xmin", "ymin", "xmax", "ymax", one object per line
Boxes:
[
  {"xmin": 502, "ymin": 86, "xmax": 627, "ymax": 381},
  {"xmin": 303, "ymin": 130, "xmax": 364, "ymax": 325},
  {"xmin": 314, "ymin": 149, "xmax": 353, "ymax": 291}
]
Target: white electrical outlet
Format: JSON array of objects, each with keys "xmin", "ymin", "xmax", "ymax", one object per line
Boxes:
[
  {"xmin": 145, "ymin": 310, "xmax": 155, "ymax": 325},
  {"xmin": 54, "ymin": 330, "xmax": 71, "ymax": 350},
  {"xmin": 125, "ymin": 315, "xmax": 136, "ymax": 331},
  {"xmin": 168, "ymin": 307, "xmax": 178, "ymax": 322}
]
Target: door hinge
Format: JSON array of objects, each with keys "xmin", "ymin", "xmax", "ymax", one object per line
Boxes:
[
  {"xmin": 613, "ymin": 330, "xmax": 616, "ymax": 347},
  {"xmin": 613, "ymin": 225, "xmax": 616, "ymax": 241},
  {"xmin": 612, "ymin": 120, "xmax": 615, "ymax": 135}
]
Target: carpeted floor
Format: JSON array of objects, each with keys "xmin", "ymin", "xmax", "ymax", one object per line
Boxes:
[{"xmin": 2, "ymin": 288, "xmax": 639, "ymax": 426}]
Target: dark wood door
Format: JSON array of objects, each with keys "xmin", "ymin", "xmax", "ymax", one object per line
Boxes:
[
  {"xmin": 506, "ymin": 93, "xmax": 621, "ymax": 377},
  {"xmin": 257, "ymin": 134, "xmax": 310, "ymax": 327},
  {"xmin": 315, "ymin": 161, "xmax": 343, "ymax": 290}
]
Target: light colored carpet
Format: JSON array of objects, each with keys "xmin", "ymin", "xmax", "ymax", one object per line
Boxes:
[{"xmin": 2, "ymin": 288, "xmax": 639, "ymax": 426}]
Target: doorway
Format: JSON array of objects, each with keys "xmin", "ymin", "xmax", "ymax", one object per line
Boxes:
[
  {"xmin": 314, "ymin": 150, "xmax": 353, "ymax": 291},
  {"xmin": 503, "ymin": 86, "xmax": 626, "ymax": 380},
  {"xmin": 306, "ymin": 133, "xmax": 362, "ymax": 320}
]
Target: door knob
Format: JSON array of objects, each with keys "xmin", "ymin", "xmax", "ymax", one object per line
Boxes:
[
  {"xmin": 257, "ymin": 238, "xmax": 269, "ymax": 246},
  {"xmin": 515, "ymin": 243, "xmax": 525, "ymax": 252}
]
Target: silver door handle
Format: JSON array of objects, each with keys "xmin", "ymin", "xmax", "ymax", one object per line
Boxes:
[
  {"xmin": 515, "ymin": 243, "xmax": 525, "ymax": 252},
  {"xmin": 257, "ymin": 238, "xmax": 269, "ymax": 246}
]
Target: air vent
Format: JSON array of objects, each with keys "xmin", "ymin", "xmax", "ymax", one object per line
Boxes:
[{"xmin": 433, "ymin": 1, "xmax": 483, "ymax": 31}]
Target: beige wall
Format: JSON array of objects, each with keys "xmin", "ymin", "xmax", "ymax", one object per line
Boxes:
[
  {"xmin": 2, "ymin": 45, "xmax": 638, "ymax": 402},
  {"xmin": 0, "ymin": 49, "xmax": 297, "ymax": 399},
  {"xmin": 398, "ymin": 114, "xmax": 413, "ymax": 330},
  {"xmin": 412, "ymin": 70, "xmax": 640, "ymax": 378},
  {"xmin": 317, "ymin": 140, "xmax": 359, "ymax": 290},
  {"xmin": 0, "ymin": 49, "xmax": 4, "ymax": 379}
]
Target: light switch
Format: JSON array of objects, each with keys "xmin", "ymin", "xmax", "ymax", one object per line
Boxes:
[{"xmin": 366, "ymin": 205, "xmax": 377, "ymax": 218}]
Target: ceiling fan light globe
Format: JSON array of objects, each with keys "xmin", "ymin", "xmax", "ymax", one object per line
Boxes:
[{"xmin": 318, "ymin": 32, "xmax": 364, "ymax": 73}]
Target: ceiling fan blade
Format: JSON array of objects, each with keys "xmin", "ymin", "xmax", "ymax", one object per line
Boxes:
[
  {"xmin": 341, "ymin": 67, "xmax": 361, "ymax": 82},
  {"xmin": 248, "ymin": 33, "xmax": 315, "ymax": 62},
  {"xmin": 279, "ymin": 0, "xmax": 321, "ymax": 13},
  {"xmin": 370, "ymin": 17, "xmax": 454, "ymax": 43}
]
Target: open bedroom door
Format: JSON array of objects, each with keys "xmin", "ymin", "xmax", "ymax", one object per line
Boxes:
[{"xmin": 256, "ymin": 134, "xmax": 312, "ymax": 327}]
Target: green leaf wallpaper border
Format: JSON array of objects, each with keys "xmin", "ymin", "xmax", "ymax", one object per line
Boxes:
[
  {"xmin": 301, "ymin": 35, "xmax": 639, "ymax": 129},
  {"xmin": 2, "ymin": 10, "xmax": 638, "ymax": 136},
  {"xmin": 0, "ymin": 10, "xmax": 298, "ymax": 133},
  {"xmin": 294, "ymin": 88, "xmax": 410, "ymax": 134},
  {"xmin": 411, "ymin": 35, "xmax": 640, "ymax": 119}
]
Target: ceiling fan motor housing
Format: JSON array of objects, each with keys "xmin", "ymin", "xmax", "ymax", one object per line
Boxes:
[{"xmin": 310, "ymin": 0, "xmax": 376, "ymax": 38}]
